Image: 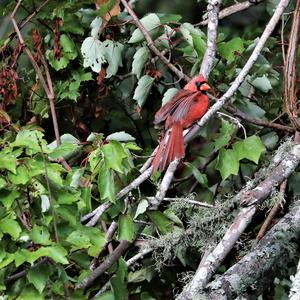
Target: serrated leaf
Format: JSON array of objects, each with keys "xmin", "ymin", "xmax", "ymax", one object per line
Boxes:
[
  {"xmin": 0, "ymin": 217, "xmax": 21, "ymax": 239},
  {"xmin": 233, "ymin": 135, "xmax": 265, "ymax": 164},
  {"xmin": 251, "ymin": 75, "xmax": 272, "ymax": 93},
  {"xmin": 81, "ymin": 37, "xmax": 106, "ymax": 73},
  {"xmin": 132, "ymin": 46, "xmax": 150, "ymax": 78},
  {"xmin": 118, "ymin": 214, "xmax": 135, "ymax": 242},
  {"xmin": 219, "ymin": 37, "xmax": 245, "ymax": 62},
  {"xmin": 106, "ymin": 131, "xmax": 136, "ymax": 142},
  {"xmin": 133, "ymin": 75, "xmax": 155, "ymax": 107},
  {"xmin": 214, "ymin": 119, "xmax": 235, "ymax": 150},
  {"xmin": 147, "ymin": 211, "xmax": 173, "ymax": 235},
  {"xmin": 134, "ymin": 199, "xmax": 149, "ymax": 219},
  {"xmin": 161, "ymin": 88, "xmax": 178, "ymax": 106},
  {"xmin": 27, "ymin": 264, "xmax": 52, "ymax": 294},
  {"xmin": 215, "ymin": 148, "xmax": 239, "ymax": 180},
  {"xmin": 129, "ymin": 14, "xmax": 161, "ymax": 43},
  {"xmin": 102, "ymin": 40, "xmax": 124, "ymax": 78}
]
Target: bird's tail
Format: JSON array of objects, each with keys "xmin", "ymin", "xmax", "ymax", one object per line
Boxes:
[{"xmin": 151, "ymin": 122, "xmax": 185, "ymax": 174}]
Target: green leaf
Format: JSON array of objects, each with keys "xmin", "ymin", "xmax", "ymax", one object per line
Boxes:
[
  {"xmin": 41, "ymin": 246, "xmax": 68, "ymax": 264},
  {"xmin": 134, "ymin": 199, "xmax": 149, "ymax": 219},
  {"xmin": 12, "ymin": 130, "xmax": 46, "ymax": 154},
  {"xmin": 214, "ymin": 119, "xmax": 235, "ymax": 150},
  {"xmin": 94, "ymin": 291, "xmax": 115, "ymax": 300},
  {"xmin": 185, "ymin": 163, "xmax": 208, "ymax": 187},
  {"xmin": 251, "ymin": 75, "xmax": 272, "ymax": 93},
  {"xmin": 233, "ymin": 135, "xmax": 265, "ymax": 164},
  {"xmin": 46, "ymin": 50, "xmax": 70, "ymax": 71},
  {"xmin": 0, "ymin": 177, "xmax": 6, "ymax": 189},
  {"xmin": 8, "ymin": 165, "xmax": 30, "ymax": 185},
  {"xmin": 111, "ymin": 259, "xmax": 128, "ymax": 300},
  {"xmin": 219, "ymin": 37, "xmax": 245, "ymax": 62},
  {"xmin": 106, "ymin": 131, "xmax": 136, "ymax": 142},
  {"xmin": 49, "ymin": 142, "xmax": 79, "ymax": 159},
  {"xmin": 101, "ymin": 140, "xmax": 128, "ymax": 172},
  {"xmin": 31, "ymin": 225, "xmax": 51, "ymax": 245},
  {"xmin": 96, "ymin": 0, "xmax": 117, "ymax": 18},
  {"xmin": 27, "ymin": 264, "xmax": 52, "ymax": 293},
  {"xmin": 16, "ymin": 286, "xmax": 44, "ymax": 300},
  {"xmin": 98, "ymin": 165, "xmax": 115, "ymax": 202},
  {"xmin": 60, "ymin": 34, "xmax": 77, "ymax": 60},
  {"xmin": 81, "ymin": 37, "xmax": 106, "ymax": 73},
  {"xmin": 129, "ymin": 14, "xmax": 161, "ymax": 43},
  {"xmin": 133, "ymin": 75, "xmax": 155, "ymax": 107},
  {"xmin": 102, "ymin": 40, "xmax": 124, "ymax": 78},
  {"xmin": 180, "ymin": 22, "xmax": 205, "ymax": 46},
  {"xmin": 161, "ymin": 88, "xmax": 178, "ymax": 106},
  {"xmin": 157, "ymin": 13, "xmax": 182, "ymax": 23},
  {"xmin": 147, "ymin": 211, "xmax": 173, "ymax": 235},
  {"xmin": 0, "ymin": 189, "xmax": 20, "ymax": 209},
  {"xmin": 215, "ymin": 148, "xmax": 239, "ymax": 180},
  {"xmin": 192, "ymin": 34, "xmax": 206, "ymax": 58},
  {"xmin": 118, "ymin": 214, "xmax": 135, "ymax": 242},
  {"xmin": 0, "ymin": 152, "xmax": 17, "ymax": 174},
  {"xmin": 132, "ymin": 46, "xmax": 150, "ymax": 79},
  {"xmin": 66, "ymin": 230, "xmax": 90, "ymax": 249},
  {"xmin": 0, "ymin": 217, "xmax": 21, "ymax": 239}
]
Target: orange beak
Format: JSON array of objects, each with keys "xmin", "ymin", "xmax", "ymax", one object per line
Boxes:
[{"xmin": 200, "ymin": 82, "xmax": 210, "ymax": 91}]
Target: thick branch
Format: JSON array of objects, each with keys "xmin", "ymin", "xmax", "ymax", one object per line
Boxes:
[{"xmin": 200, "ymin": 200, "xmax": 300, "ymax": 299}]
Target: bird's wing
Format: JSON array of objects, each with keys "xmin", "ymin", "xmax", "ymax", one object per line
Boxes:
[{"xmin": 154, "ymin": 90, "xmax": 198, "ymax": 125}]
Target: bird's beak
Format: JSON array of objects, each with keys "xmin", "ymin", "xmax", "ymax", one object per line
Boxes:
[{"xmin": 200, "ymin": 82, "xmax": 210, "ymax": 91}]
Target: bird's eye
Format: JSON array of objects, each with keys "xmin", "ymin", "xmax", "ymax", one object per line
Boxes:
[{"xmin": 195, "ymin": 82, "xmax": 201, "ymax": 89}]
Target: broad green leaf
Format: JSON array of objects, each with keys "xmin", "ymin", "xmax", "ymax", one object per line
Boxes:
[
  {"xmin": 132, "ymin": 46, "xmax": 150, "ymax": 79},
  {"xmin": 147, "ymin": 211, "xmax": 173, "ymax": 235},
  {"xmin": 0, "ymin": 152, "xmax": 17, "ymax": 174},
  {"xmin": 180, "ymin": 23, "xmax": 205, "ymax": 46},
  {"xmin": 66, "ymin": 230, "xmax": 90, "ymax": 249},
  {"xmin": 96, "ymin": 0, "xmax": 118, "ymax": 18},
  {"xmin": 185, "ymin": 163, "xmax": 208, "ymax": 187},
  {"xmin": 49, "ymin": 142, "xmax": 79, "ymax": 159},
  {"xmin": 0, "ymin": 190, "xmax": 20, "ymax": 209},
  {"xmin": 8, "ymin": 165, "xmax": 30, "ymax": 185},
  {"xmin": 27, "ymin": 264, "xmax": 52, "ymax": 293},
  {"xmin": 16, "ymin": 286, "xmax": 44, "ymax": 300},
  {"xmin": 101, "ymin": 140, "xmax": 128, "ymax": 172},
  {"xmin": 57, "ymin": 190, "xmax": 80, "ymax": 205},
  {"xmin": 233, "ymin": 135, "xmax": 265, "ymax": 164},
  {"xmin": 98, "ymin": 165, "xmax": 115, "ymax": 202},
  {"xmin": 214, "ymin": 119, "xmax": 235, "ymax": 150},
  {"xmin": 60, "ymin": 34, "xmax": 77, "ymax": 60},
  {"xmin": 0, "ymin": 217, "xmax": 21, "ymax": 240},
  {"xmin": 0, "ymin": 177, "xmax": 6, "ymax": 189},
  {"xmin": 102, "ymin": 40, "xmax": 124, "ymax": 78},
  {"xmin": 261, "ymin": 132, "xmax": 279, "ymax": 149},
  {"xmin": 235, "ymin": 99, "xmax": 266, "ymax": 119},
  {"xmin": 133, "ymin": 75, "xmax": 155, "ymax": 107},
  {"xmin": 84, "ymin": 227, "xmax": 106, "ymax": 257},
  {"xmin": 164, "ymin": 209, "xmax": 183, "ymax": 227},
  {"xmin": 118, "ymin": 214, "xmax": 135, "ymax": 242},
  {"xmin": 219, "ymin": 37, "xmax": 245, "ymax": 62},
  {"xmin": 46, "ymin": 50, "xmax": 70, "ymax": 71},
  {"xmin": 0, "ymin": 253, "xmax": 14, "ymax": 269},
  {"xmin": 134, "ymin": 199, "xmax": 149, "ymax": 219},
  {"xmin": 81, "ymin": 37, "xmax": 106, "ymax": 73},
  {"xmin": 215, "ymin": 148, "xmax": 239, "ymax": 180},
  {"xmin": 157, "ymin": 13, "xmax": 182, "ymax": 23},
  {"xmin": 106, "ymin": 131, "xmax": 136, "ymax": 142},
  {"xmin": 30, "ymin": 225, "xmax": 51, "ymax": 246},
  {"xmin": 129, "ymin": 14, "xmax": 161, "ymax": 43},
  {"xmin": 12, "ymin": 130, "xmax": 46, "ymax": 154},
  {"xmin": 110, "ymin": 258, "xmax": 128, "ymax": 300},
  {"xmin": 161, "ymin": 88, "xmax": 178, "ymax": 106},
  {"xmin": 128, "ymin": 266, "xmax": 154, "ymax": 283},
  {"xmin": 251, "ymin": 75, "xmax": 272, "ymax": 93},
  {"xmin": 47, "ymin": 163, "xmax": 64, "ymax": 185},
  {"xmin": 40, "ymin": 246, "xmax": 68, "ymax": 264},
  {"xmin": 192, "ymin": 34, "xmax": 206, "ymax": 58}
]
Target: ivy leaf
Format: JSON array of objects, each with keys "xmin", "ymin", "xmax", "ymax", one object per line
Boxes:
[
  {"xmin": 251, "ymin": 75, "xmax": 272, "ymax": 93},
  {"xmin": 214, "ymin": 119, "xmax": 235, "ymax": 150},
  {"xmin": 81, "ymin": 37, "xmax": 106, "ymax": 73},
  {"xmin": 106, "ymin": 131, "xmax": 136, "ymax": 142},
  {"xmin": 132, "ymin": 46, "xmax": 150, "ymax": 79},
  {"xmin": 161, "ymin": 88, "xmax": 178, "ymax": 106},
  {"xmin": 27, "ymin": 264, "xmax": 52, "ymax": 293},
  {"xmin": 215, "ymin": 148, "xmax": 239, "ymax": 180},
  {"xmin": 0, "ymin": 152, "xmax": 17, "ymax": 174},
  {"xmin": 0, "ymin": 217, "xmax": 22, "ymax": 240},
  {"xmin": 133, "ymin": 75, "xmax": 155, "ymax": 108},
  {"xmin": 118, "ymin": 214, "xmax": 135, "ymax": 242},
  {"xmin": 219, "ymin": 37, "xmax": 245, "ymax": 62},
  {"xmin": 98, "ymin": 165, "xmax": 115, "ymax": 202},
  {"xmin": 233, "ymin": 136, "xmax": 265, "ymax": 164},
  {"xmin": 129, "ymin": 14, "xmax": 161, "ymax": 43},
  {"xmin": 147, "ymin": 211, "xmax": 173, "ymax": 235},
  {"xmin": 102, "ymin": 40, "xmax": 124, "ymax": 78},
  {"xmin": 8, "ymin": 165, "xmax": 30, "ymax": 185},
  {"xmin": 12, "ymin": 130, "xmax": 46, "ymax": 154}
]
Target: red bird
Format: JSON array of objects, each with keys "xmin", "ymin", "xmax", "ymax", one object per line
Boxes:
[{"xmin": 152, "ymin": 74, "xmax": 210, "ymax": 174}]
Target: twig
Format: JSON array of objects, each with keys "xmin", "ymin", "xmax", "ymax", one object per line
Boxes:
[
  {"xmin": 176, "ymin": 142, "xmax": 300, "ymax": 299},
  {"xmin": 200, "ymin": 0, "xmax": 222, "ymax": 78},
  {"xmin": 120, "ymin": 0, "xmax": 190, "ymax": 82},
  {"xmin": 75, "ymin": 240, "xmax": 131, "ymax": 290},
  {"xmin": 196, "ymin": 0, "xmax": 264, "ymax": 26},
  {"xmin": 147, "ymin": 197, "xmax": 214, "ymax": 208},
  {"xmin": 200, "ymin": 200, "xmax": 300, "ymax": 299}
]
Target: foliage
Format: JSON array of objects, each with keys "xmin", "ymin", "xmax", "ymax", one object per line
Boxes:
[{"xmin": 0, "ymin": 0, "xmax": 298, "ymax": 299}]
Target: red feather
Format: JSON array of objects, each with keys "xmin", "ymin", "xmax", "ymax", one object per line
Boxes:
[{"xmin": 151, "ymin": 74, "xmax": 210, "ymax": 173}]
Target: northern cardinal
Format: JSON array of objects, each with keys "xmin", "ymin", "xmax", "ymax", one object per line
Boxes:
[{"xmin": 152, "ymin": 74, "xmax": 210, "ymax": 174}]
